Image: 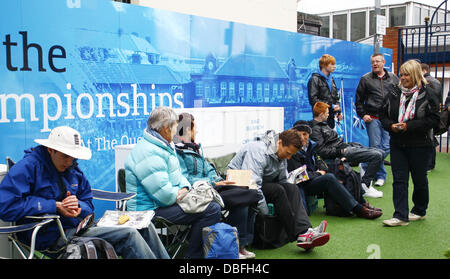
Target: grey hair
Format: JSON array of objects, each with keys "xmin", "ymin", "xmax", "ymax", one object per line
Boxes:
[{"xmin": 147, "ymin": 107, "xmax": 178, "ymax": 132}]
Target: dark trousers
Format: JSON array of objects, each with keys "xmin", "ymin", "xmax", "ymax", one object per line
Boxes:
[
  {"xmin": 302, "ymin": 173, "xmax": 360, "ymax": 213},
  {"xmin": 390, "ymin": 143, "xmax": 430, "ymax": 221},
  {"xmin": 155, "ymin": 202, "xmax": 222, "ymax": 259},
  {"xmin": 261, "ymin": 182, "xmax": 311, "ymax": 242},
  {"xmin": 226, "ymin": 206, "xmax": 256, "ymax": 248}
]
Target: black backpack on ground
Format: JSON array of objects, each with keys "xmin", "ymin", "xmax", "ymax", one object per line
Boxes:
[
  {"xmin": 58, "ymin": 236, "xmax": 119, "ymax": 259},
  {"xmin": 324, "ymin": 158, "xmax": 362, "ymax": 217},
  {"xmin": 252, "ymin": 213, "xmax": 289, "ymax": 249}
]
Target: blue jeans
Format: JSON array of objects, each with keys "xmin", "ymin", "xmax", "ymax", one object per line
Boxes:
[
  {"xmin": 81, "ymin": 223, "xmax": 169, "ymax": 259},
  {"xmin": 343, "ymin": 145, "xmax": 384, "ymax": 186},
  {"xmin": 361, "ymin": 119, "xmax": 390, "ymax": 180},
  {"xmin": 54, "ymin": 223, "xmax": 170, "ymax": 259},
  {"xmin": 390, "ymin": 143, "xmax": 430, "ymax": 221},
  {"xmin": 155, "ymin": 202, "xmax": 222, "ymax": 259}
]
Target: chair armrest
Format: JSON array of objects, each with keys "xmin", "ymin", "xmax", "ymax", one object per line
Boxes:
[
  {"xmin": 92, "ymin": 188, "xmax": 136, "ymax": 202},
  {"xmin": 0, "ymin": 219, "xmax": 54, "ymax": 234}
]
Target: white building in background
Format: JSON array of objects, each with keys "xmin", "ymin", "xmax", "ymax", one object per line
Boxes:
[{"xmin": 312, "ymin": 1, "xmax": 448, "ymax": 42}]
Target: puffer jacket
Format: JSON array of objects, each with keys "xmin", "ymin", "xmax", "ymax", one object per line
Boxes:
[
  {"xmin": 380, "ymin": 84, "xmax": 440, "ymax": 147},
  {"xmin": 307, "ymin": 72, "xmax": 339, "ymax": 108},
  {"xmin": 125, "ymin": 129, "xmax": 191, "ymax": 211},
  {"xmin": 175, "ymin": 142, "xmax": 222, "ymax": 186},
  {"xmin": 355, "ymin": 69, "xmax": 399, "ymax": 118},
  {"xmin": 0, "ymin": 146, "xmax": 94, "ymax": 250}
]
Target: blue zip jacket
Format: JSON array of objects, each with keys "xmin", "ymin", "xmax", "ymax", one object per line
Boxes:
[
  {"xmin": 0, "ymin": 145, "xmax": 94, "ymax": 250},
  {"xmin": 175, "ymin": 142, "xmax": 222, "ymax": 186}
]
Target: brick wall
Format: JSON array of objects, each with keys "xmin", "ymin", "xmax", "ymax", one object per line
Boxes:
[{"xmin": 383, "ymin": 27, "xmax": 400, "ymax": 74}]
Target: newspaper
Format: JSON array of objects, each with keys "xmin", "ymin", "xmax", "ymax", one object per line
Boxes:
[
  {"xmin": 287, "ymin": 165, "xmax": 309, "ymax": 184},
  {"xmin": 96, "ymin": 210, "xmax": 155, "ymax": 229}
]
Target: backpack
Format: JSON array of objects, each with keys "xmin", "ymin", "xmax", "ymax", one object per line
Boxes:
[
  {"xmin": 324, "ymin": 158, "xmax": 362, "ymax": 217},
  {"xmin": 202, "ymin": 222, "xmax": 239, "ymax": 259},
  {"xmin": 252, "ymin": 213, "xmax": 289, "ymax": 249},
  {"xmin": 58, "ymin": 236, "xmax": 119, "ymax": 259}
]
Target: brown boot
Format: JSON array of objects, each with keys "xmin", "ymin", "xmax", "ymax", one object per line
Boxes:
[{"xmin": 356, "ymin": 206, "xmax": 383, "ymax": 219}]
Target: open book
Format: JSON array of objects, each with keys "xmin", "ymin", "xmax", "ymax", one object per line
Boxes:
[
  {"xmin": 287, "ymin": 165, "xmax": 309, "ymax": 184},
  {"xmin": 226, "ymin": 169, "xmax": 258, "ymax": 190},
  {"xmin": 96, "ymin": 210, "xmax": 154, "ymax": 229}
]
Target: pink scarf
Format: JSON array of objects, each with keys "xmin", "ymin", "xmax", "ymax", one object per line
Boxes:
[{"xmin": 398, "ymin": 86, "xmax": 420, "ymax": 123}]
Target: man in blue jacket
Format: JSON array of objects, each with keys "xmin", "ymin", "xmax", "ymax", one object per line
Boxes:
[{"xmin": 0, "ymin": 126, "xmax": 169, "ymax": 259}]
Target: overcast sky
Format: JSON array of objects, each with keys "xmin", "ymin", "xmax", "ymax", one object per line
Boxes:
[{"xmin": 297, "ymin": 0, "xmax": 446, "ymax": 14}]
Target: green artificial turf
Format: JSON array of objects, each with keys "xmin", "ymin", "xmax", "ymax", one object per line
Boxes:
[{"xmin": 251, "ymin": 152, "xmax": 450, "ymax": 259}]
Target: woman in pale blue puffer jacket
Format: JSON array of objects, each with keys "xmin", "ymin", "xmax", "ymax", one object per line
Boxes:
[
  {"xmin": 125, "ymin": 127, "xmax": 190, "ymax": 211},
  {"xmin": 125, "ymin": 107, "xmax": 222, "ymax": 259}
]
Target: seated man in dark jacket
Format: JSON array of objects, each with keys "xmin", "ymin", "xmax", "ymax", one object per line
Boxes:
[
  {"xmin": 287, "ymin": 120, "xmax": 382, "ymax": 219},
  {"xmin": 309, "ymin": 102, "xmax": 384, "ymax": 198},
  {"xmin": 0, "ymin": 126, "xmax": 169, "ymax": 259}
]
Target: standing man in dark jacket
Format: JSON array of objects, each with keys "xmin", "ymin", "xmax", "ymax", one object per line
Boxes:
[
  {"xmin": 421, "ymin": 63, "xmax": 442, "ymax": 171},
  {"xmin": 355, "ymin": 53, "xmax": 399, "ymax": 187},
  {"xmin": 308, "ymin": 54, "xmax": 341, "ymax": 128}
]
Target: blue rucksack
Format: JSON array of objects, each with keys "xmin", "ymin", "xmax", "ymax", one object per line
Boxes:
[{"xmin": 202, "ymin": 222, "xmax": 239, "ymax": 259}]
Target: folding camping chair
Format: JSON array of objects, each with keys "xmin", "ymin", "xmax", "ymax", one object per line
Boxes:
[
  {"xmin": 0, "ymin": 157, "xmax": 135, "ymax": 259},
  {"xmin": 117, "ymin": 168, "xmax": 191, "ymax": 259}
]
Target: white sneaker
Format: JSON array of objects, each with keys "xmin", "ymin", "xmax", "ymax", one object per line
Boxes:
[
  {"xmin": 362, "ymin": 183, "xmax": 383, "ymax": 198},
  {"xmin": 239, "ymin": 248, "xmax": 255, "ymax": 259},
  {"xmin": 408, "ymin": 213, "xmax": 426, "ymax": 221},
  {"xmin": 383, "ymin": 218, "xmax": 409, "ymax": 227},
  {"xmin": 374, "ymin": 178, "xmax": 385, "ymax": 187}
]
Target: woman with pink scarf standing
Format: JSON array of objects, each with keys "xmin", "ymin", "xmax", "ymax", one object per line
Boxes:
[{"xmin": 379, "ymin": 59, "xmax": 440, "ymax": 227}]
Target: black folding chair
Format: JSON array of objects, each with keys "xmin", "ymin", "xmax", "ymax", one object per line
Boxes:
[{"xmin": 117, "ymin": 168, "xmax": 191, "ymax": 259}]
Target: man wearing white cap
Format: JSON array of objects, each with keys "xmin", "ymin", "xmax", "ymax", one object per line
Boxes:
[{"xmin": 0, "ymin": 126, "xmax": 169, "ymax": 259}]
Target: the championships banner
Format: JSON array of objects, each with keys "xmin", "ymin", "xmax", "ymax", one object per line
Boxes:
[{"xmin": 0, "ymin": 0, "xmax": 393, "ymax": 213}]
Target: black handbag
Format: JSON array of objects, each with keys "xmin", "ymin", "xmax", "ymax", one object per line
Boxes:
[{"xmin": 434, "ymin": 110, "xmax": 449, "ymax": 136}]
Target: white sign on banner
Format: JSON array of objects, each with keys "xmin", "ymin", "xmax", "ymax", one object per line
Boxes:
[{"xmin": 376, "ymin": 15, "xmax": 387, "ymax": 35}]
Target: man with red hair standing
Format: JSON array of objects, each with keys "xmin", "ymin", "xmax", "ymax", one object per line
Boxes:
[{"xmin": 308, "ymin": 54, "xmax": 342, "ymax": 129}]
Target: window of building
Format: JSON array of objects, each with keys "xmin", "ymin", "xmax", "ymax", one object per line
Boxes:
[
  {"xmin": 413, "ymin": 6, "xmax": 422, "ymax": 25},
  {"xmin": 256, "ymin": 83, "xmax": 263, "ymax": 101},
  {"xmin": 369, "ymin": 9, "xmax": 386, "ymax": 35},
  {"xmin": 239, "ymin": 82, "xmax": 245, "ymax": 97},
  {"xmin": 220, "ymin": 82, "xmax": 227, "ymax": 98},
  {"xmin": 351, "ymin": 11, "xmax": 366, "ymax": 41},
  {"xmin": 333, "ymin": 14, "xmax": 347, "ymax": 40},
  {"xmin": 247, "ymin": 82, "xmax": 253, "ymax": 100},
  {"xmin": 229, "ymin": 82, "xmax": 235, "ymax": 99},
  {"xmin": 389, "ymin": 6, "xmax": 406, "ymax": 27},
  {"xmin": 320, "ymin": 16, "xmax": 330, "ymax": 37}
]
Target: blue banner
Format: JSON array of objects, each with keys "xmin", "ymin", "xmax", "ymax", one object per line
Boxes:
[{"xmin": 0, "ymin": 0, "xmax": 393, "ymax": 214}]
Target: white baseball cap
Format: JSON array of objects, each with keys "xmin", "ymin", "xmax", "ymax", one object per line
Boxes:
[{"xmin": 34, "ymin": 126, "xmax": 92, "ymax": 160}]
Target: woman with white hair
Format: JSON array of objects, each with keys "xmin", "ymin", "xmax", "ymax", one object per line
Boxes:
[
  {"xmin": 380, "ymin": 60, "xmax": 440, "ymax": 227},
  {"xmin": 125, "ymin": 106, "xmax": 222, "ymax": 258}
]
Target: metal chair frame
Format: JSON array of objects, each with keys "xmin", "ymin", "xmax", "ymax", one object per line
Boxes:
[{"xmin": 0, "ymin": 157, "xmax": 136, "ymax": 259}]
